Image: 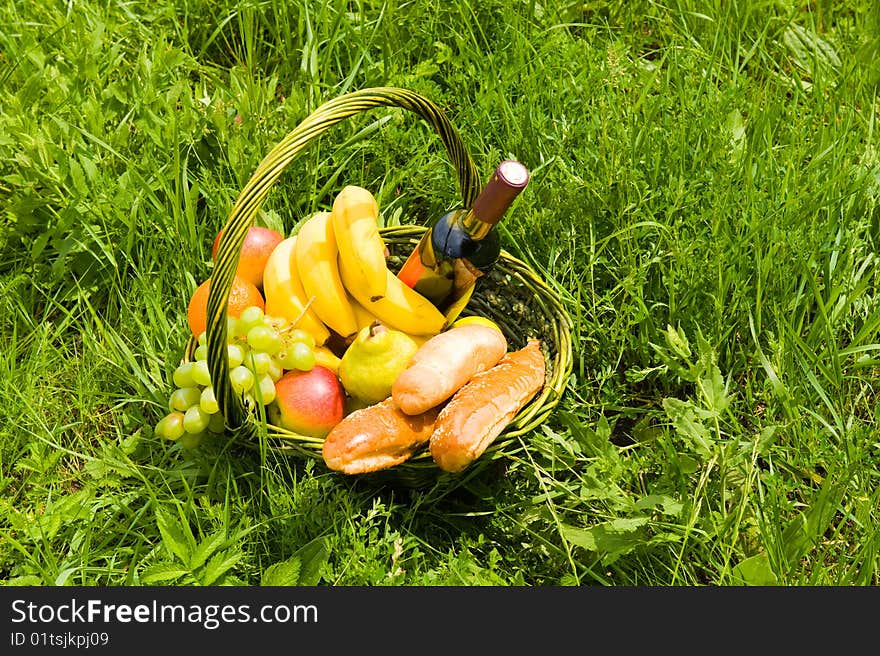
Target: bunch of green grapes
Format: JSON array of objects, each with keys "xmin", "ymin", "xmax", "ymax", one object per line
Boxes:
[{"xmin": 155, "ymin": 305, "xmax": 317, "ymax": 448}]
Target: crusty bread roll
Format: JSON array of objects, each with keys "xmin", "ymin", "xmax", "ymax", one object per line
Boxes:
[
  {"xmin": 430, "ymin": 339, "xmax": 546, "ymax": 473},
  {"xmin": 391, "ymin": 324, "xmax": 508, "ymax": 416},
  {"xmin": 322, "ymin": 398, "xmax": 438, "ymax": 474}
]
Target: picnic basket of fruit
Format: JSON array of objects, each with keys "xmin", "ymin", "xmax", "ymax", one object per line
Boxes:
[{"xmin": 156, "ymin": 86, "xmax": 573, "ymax": 486}]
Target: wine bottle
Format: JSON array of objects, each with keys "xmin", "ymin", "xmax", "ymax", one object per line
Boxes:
[{"xmin": 397, "ymin": 159, "xmax": 530, "ymax": 323}]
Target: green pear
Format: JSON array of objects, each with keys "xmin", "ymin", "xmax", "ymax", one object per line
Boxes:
[{"xmin": 339, "ymin": 321, "xmax": 419, "ymax": 405}]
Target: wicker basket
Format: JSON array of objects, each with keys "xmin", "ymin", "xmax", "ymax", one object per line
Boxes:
[{"xmin": 198, "ymin": 87, "xmax": 573, "ymax": 487}]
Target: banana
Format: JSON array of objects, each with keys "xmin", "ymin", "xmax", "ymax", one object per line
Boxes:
[
  {"xmin": 314, "ymin": 346, "xmax": 342, "ymax": 375},
  {"xmin": 350, "ymin": 291, "xmax": 437, "ymax": 348},
  {"xmin": 349, "ymin": 294, "xmax": 381, "ymax": 332},
  {"xmin": 331, "ymin": 185, "xmax": 387, "ymax": 302},
  {"xmin": 339, "ymin": 253, "xmax": 447, "ymax": 336},
  {"xmin": 262, "ymin": 236, "xmax": 331, "ymax": 347},
  {"xmin": 294, "ymin": 211, "xmax": 359, "ymax": 339}
]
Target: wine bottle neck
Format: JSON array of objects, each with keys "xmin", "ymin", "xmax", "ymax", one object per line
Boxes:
[{"xmin": 459, "ymin": 209, "xmax": 494, "ymax": 240}]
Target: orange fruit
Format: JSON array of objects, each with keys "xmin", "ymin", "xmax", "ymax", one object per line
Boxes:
[
  {"xmin": 187, "ymin": 275, "xmax": 265, "ymax": 338},
  {"xmin": 212, "ymin": 225, "xmax": 284, "ymax": 290}
]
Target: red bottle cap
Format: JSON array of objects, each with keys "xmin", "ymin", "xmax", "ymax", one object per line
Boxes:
[{"xmin": 471, "ymin": 160, "xmax": 530, "ymax": 225}]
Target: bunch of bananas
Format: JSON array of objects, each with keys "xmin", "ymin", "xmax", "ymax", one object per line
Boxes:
[{"xmin": 262, "ymin": 185, "xmax": 447, "ymax": 350}]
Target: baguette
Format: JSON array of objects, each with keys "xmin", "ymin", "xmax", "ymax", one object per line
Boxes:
[
  {"xmin": 391, "ymin": 324, "xmax": 508, "ymax": 416},
  {"xmin": 429, "ymin": 339, "xmax": 546, "ymax": 473},
  {"xmin": 322, "ymin": 398, "xmax": 438, "ymax": 474}
]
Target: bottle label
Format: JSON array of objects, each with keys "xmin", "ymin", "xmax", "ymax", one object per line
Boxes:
[
  {"xmin": 440, "ymin": 258, "xmax": 482, "ymax": 323},
  {"xmin": 397, "ymin": 232, "xmax": 454, "ymax": 304},
  {"xmin": 397, "ymin": 246, "xmax": 426, "ymax": 289}
]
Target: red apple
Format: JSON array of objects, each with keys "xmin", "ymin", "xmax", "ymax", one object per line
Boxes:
[
  {"xmin": 269, "ymin": 366, "xmax": 345, "ymax": 438},
  {"xmin": 212, "ymin": 225, "xmax": 284, "ymax": 290}
]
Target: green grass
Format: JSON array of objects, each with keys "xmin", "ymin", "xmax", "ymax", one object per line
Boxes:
[{"xmin": 1, "ymin": 0, "xmax": 879, "ymax": 586}]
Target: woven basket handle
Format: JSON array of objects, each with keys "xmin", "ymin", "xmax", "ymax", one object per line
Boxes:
[{"xmin": 206, "ymin": 87, "xmax": 483, "ymax": 428}]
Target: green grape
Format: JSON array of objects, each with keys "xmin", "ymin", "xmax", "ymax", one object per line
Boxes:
[
  {"xmin": 247, "ymin": 351, "xmax": 272, "ymax": 375},
  {"xmin": 163, "ymin": 412, "xmax": 186, "ymax": 441},
  {"xmin": 229, "ymin": 316, "xmax": 249, "ymax": 339},
  {"xmin": 246, "ymin": 325, "xmax": 282, "ymax": 355},
  {"xmin": 267, "ymin": 357, "xmax": 283, "ymax": 382},
  {"xmin": 290, "ymin": 342, "xmax": 316, "ymax": 371},
  {"xmin": 167, "ymin": 306, "xmax": 301, "ymax": 439},
  {"xmin": 227, "ymin": 343, "xmax": 246, "ymax": 368},
  {"xmin": 170, "ymin": 386, "xmax": 202, "ymax": 412},
  {"xmin": 200, "ymin": 386, "xmax": 219, "ymax": 414},
  {"xmin": 183, "ymin": 405, "xmax": 211, "ymax": 434},
  {"xmin": 264, "ymin": 313, "xmax": 287, "ymax": 330},
  {"xmin": 179, "ymin": 430, "xmax": 204, "ymax": 449},
  {"xmin": 208, "ymin": 411, "xmax": 225, "ymax": 434},
  {"xmin": 238, "ymin": 306, "xmax": 265, "ymax": 332},
  {"xmin": 229, "ymin": 365, "xmax": 254, "ymax": 394},
  {"xmin": 254, "ymin": 374, "xmax": 277, "ymax": 405},
  {"xmin": 172, "ymin": 361, "xmax": 195, "ymax": 388},
  {"xmin": 276, "ymin": 347, "xmax": 297, "ymax": 370},
  {"xmin": 154, "ymin": 415, "xmax": 168, "ymax": 439},
  {"xmin": 287, "ymin": 328, "xmax": 316, "ymax": 349},
  {"xmin": 191, "ymin": 360, "xmax": 212, "ymax": 387}
]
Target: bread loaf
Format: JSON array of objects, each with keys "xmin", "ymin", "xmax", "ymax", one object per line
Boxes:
[
  {"xmin": 322, "ymin": 398, "xmax": 438, "ymax": 474},
  {"xmin": 429, "ymin": 339, "xmax": 546, "ymax": 473},
  {"xmin": 391, "ymin": 324, "xmax": 508, "ymax": 415}
]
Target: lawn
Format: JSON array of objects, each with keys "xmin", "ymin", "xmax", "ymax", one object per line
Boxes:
[{"xmin": 1, "ymin": 0, "xmax": 878, "ymax": 586}]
